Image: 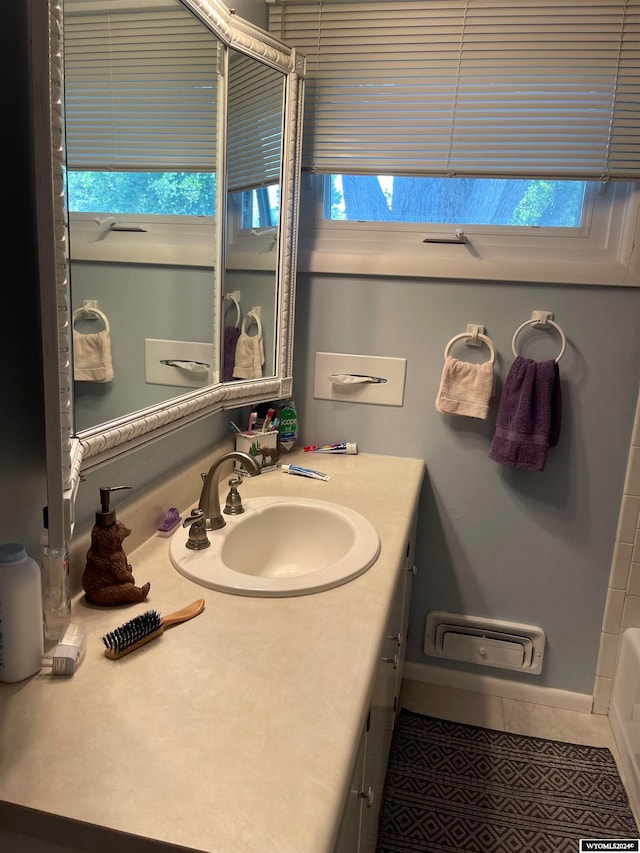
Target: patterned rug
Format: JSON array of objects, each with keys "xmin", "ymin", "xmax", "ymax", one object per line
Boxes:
[{"xmin": 376, "ymin": 709, "xmax": 638, "ymax": 853}]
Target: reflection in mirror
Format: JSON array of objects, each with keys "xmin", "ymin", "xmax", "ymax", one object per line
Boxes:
[
  {"xmin": 224, "ymin": 49, "xmax": 284, "ymax": 384},
  {"xmin": 35, "ymin": 0, "xmax": 304, "ymax": 555},
  {"xmin": 63, "ymin": 0, "xmax": 221, "ymax": 432}
]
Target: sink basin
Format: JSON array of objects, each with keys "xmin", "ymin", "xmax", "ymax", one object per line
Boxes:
[{"xmin": 169, "ymin": 497, "xmax": 380, "ymax": 597}]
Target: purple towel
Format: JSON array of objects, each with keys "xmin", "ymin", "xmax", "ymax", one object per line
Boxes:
[
  {"xmin": 223, "ymin": 325, "xmax": 240, "ymax": 382},
  {"xmin": 489, "ymin": 356, "xmax": 562, "ymax": 472}
]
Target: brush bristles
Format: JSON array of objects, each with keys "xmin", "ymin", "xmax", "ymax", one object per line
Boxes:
[{"xmin": 102, "ymin": 610, "xmax": 162, "ymax": 654}]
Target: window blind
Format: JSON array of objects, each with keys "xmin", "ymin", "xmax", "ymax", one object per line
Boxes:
[
  {"xmin": 63, "ymin": 3, "xmax": 219, "ymax": 172},
  {"xmin": 269, "ymin": 0, "xmax": 640, "ymax": 180},
  {"xmin": 227, "ymin": 50, "xmax": 284, "ymax": 193}
]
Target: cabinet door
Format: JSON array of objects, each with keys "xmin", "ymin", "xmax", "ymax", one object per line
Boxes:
[
  {"xmin": 335, "ymin": 507, "xmax": 420, "ymax": 853},
  {"xmin": 394, "ymin": 507, "xmax": 418, "ymax": 713},
  {"xmin": 358, "ymin": 671, "xmax": 395, "ymax": 852},
  {"xmin": 334, "ymin": 731, "xmax": 366, "ymax": 853}
]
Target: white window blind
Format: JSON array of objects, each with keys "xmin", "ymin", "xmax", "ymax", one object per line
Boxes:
[
  {"xmin": 63, "ymin": 2, "xmax": 219, "ymax": 172},
  {"xmin": 227, "ymin": 50, "xmax": 284, "ymax": 193},
  {"xmin": 269, "ymin": 0, "xmax": 640, "ymax": 180}
]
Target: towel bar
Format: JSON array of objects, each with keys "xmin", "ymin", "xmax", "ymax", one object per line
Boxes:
[{"xmin": 511, "ymin": 312, "xmax": 566, "ymax": 363}]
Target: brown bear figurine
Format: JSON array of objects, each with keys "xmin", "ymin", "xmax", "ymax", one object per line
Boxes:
[{"xmin": 82, "ymin": 520, "xmax": 150, "ymax": 606}]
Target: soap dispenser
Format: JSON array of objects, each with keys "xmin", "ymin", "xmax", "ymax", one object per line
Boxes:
[{"xmin": 82, "ymin": 486, "xmax": 151, "ymax": 606}]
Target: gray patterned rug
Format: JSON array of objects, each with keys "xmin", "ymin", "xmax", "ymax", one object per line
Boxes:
[{"xmin": 376, "ymin": 709, "xmax": 638, "ymax": 853}]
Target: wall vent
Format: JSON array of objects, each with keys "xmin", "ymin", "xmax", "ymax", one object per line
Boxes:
[{"xmin": 425, "ymin": 611, "xmax": 545, "ymax": 674}]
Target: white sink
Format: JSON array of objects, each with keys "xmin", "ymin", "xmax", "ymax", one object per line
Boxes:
[{"xmin": 169, "ymin": 497, "xmax": 380, "ymax": 597}]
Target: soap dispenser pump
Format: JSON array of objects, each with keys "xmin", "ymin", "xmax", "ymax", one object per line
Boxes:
[
  {"xmin": 82, "ymin": 486, "xmax": 151, "ymax": 607},
  {"xmin": 95, "ymin": 486, "xmax": 127, "ymax": 527}
]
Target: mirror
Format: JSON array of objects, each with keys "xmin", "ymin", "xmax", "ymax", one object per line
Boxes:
[
  {"xmin": 33, "ymin": 0, "xmax": 304, "ymax": 546},
  {"xmin": 63, "ymin": 0, "xmax": 292, "ymax": 434}
]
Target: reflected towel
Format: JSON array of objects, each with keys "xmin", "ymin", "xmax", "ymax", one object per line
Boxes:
[
  {"xmin": 73, "ymin": 329, "xmax": 114, "ymax": 382},
  {"xmin": 489, "ymin": 356, "xmax": 562, "ymax": 472},
  {"xmin": 232, "ymin": 332, "xmax": 264, "ymax": 380},
  {"xmin": 223, "ymin": 325, "xmax": 241, "ymax": 382},
  {"xmin": 435, "ymin": 356, "xmax": 494, "ymax": 419}
]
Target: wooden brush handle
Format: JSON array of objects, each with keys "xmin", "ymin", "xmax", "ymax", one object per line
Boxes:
[{"xmin": 161, "ymin": 598, "xmax": 205, "ymax": 629}]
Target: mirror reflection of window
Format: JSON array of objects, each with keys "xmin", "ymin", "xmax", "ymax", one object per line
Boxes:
[
  {"xmin": 226, "ymin": 49, "xmax": 283, "ymax": 231},
  {"xmin": 63, "ymin": 0, "xmax": 221, "ymax": 433},
  {"xmin": 224, "ymin": 49, "xmax": 285, "ymax": 383},
  {"xmin": 63, "ymin": 0, "xmax": 219, "ymax": 216}
]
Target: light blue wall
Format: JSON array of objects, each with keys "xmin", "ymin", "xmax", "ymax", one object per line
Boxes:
[{"xmin": 293, "ymin": 274, "xmax": 640, "ymax": 695}]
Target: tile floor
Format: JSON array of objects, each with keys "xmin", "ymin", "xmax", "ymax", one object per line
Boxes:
[{"xmin": 399, "ymin": 679, "xmax": 640, "ymax": 829}]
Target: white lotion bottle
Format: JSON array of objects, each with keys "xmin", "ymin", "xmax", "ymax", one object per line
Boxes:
[{"xmin": 0, "ymin": 543, "xmax": 44, "ymax": 682}]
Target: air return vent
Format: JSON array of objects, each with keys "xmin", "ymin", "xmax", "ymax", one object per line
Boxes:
[{"xmin": 425, "ymin": 612, "xmax": 545, "ymax": 674}]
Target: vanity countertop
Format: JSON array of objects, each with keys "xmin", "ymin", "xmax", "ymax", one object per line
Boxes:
[{"xmin": 0, "ymin": 450, "xmax": 424, "ymax": 853}]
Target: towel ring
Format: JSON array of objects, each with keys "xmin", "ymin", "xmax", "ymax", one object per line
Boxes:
[
  {"xmin": 72, "ymin": 305, "xmax": 110, "ymax": 335},
  {"xmin": 242, "ymin": 310, "xmax": 263, "ymax": 338},
  {"xmin": 444, "ymin": 331, "xmax": 496, "ymax": 365},
  {"xmin": 512, "ymin": 318, "xmax": 566, "ymax": 363},
  {"xmin": 224, "ymin": 294, "xmax": 241, "ymax": 329}
]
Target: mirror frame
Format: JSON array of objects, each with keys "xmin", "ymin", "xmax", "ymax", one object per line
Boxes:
[{"xmin": 33, "ymin": 0, "xmax": 305, "ymax": 545}]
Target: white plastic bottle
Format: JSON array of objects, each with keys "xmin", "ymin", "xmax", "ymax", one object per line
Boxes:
[
  {"xmin": 0, "ymin": 543, "xmax": 44, "ymax": 682},
  {"xmin": 40, "ymin": 507, "xmax": 71, "ymax": 642}
]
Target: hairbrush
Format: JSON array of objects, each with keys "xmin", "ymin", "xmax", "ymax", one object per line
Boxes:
[{"xmin": 101, "ymin": 598, "xmax": 205, "ymax": 659}]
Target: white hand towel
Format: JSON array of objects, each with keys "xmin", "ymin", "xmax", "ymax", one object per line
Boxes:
[
  {"xmin": 232, "ymin": 313, "xmax": 264, "ymax": 380},
  {"xmin": 73, "ymin": 329, "xmax": 114, "ymax": 382},
  {"xmin": 435, "ymin": 355, "xmax": 493, "ymax": 419},
  {"xmin": 232, "ymin": 333, "xmax": 264, "ymax": 380}
]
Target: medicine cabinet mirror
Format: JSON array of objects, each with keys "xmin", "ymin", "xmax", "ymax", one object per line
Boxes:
[{"xmin": 33, "ymin": 0, "xmax": 304, "ymax": 546}]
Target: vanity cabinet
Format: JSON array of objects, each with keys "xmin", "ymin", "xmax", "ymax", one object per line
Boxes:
[{"xmin": 335, "ymin": 510, "xmax": 418, "ymax": 853}]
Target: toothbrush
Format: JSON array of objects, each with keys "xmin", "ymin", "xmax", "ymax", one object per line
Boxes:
[
  {"xmin": 262, "ymin": 408, "xmax": 275, "ymax": 432},
  {"xmin": 247, "ymin": 411, "xmax": 257, "ymax": 435},
  {"xmin": 101, "ymin": 599, "xmax": 205, "ymax": 659}
]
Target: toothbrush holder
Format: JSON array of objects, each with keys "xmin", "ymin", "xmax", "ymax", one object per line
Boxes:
[{"xmin": 234, "ymin": 430, "xmax": 280, "ymax": 474}]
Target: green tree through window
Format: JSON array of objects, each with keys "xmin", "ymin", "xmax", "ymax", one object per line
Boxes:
[
  {"xmin": 327, "ymin": 176, "xmax": 586, "ymax": 227},
  {"xmin": 66, "ymin": 171, "xmax": 216, "ymax": 216}
]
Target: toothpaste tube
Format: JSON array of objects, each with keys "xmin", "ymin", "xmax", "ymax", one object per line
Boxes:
[
  {"xmin": 303, "ymin": 442, "xmax": 358, "ymax": 455},
  {"xmin": 281, "ymin": 464, "xmax": 331, "ymax": 481}
]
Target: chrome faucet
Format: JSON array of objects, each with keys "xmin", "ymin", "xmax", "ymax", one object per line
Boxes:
[{"xmin": 198, "ymin": 451, "xmax": 261, "ymax": 530}]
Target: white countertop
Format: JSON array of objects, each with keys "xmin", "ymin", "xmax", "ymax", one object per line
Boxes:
[{"xmin": 0, "ymin": 450, "xmax": 424, "ymax": 853}]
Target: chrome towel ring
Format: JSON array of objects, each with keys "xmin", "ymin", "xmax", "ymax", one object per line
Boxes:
[
  {"xmin": 512, "ymin": 311, "xmax": 566, "ymax": 363},
  {"xmin": 444, "ymin": 328, "xmax": 496, "ymax": 364}
]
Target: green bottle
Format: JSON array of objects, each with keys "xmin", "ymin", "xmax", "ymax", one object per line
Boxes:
[{"xmin": 279, "ymin": 398, "xmax": 298, "ymax": 453}]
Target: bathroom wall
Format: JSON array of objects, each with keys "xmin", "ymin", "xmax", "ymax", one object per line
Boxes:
[{"xmin": 293, "ymin": 274, "xmax": 640, "ymax": 697}]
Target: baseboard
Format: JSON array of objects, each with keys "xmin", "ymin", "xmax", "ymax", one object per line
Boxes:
[{"xmin": 403, "ymin": 661, "xmax": 593, "ymax": 714}]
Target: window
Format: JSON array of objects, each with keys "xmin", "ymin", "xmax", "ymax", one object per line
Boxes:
[
  {"xmin": 326, "ymin": 177, "xmax": 586, "ymax": 228},
  {"xmin": 271, "ymin": 0, "xmax": 640, "ymax": 285},
  {"xmin": 66, "ymin": 171, "xmax": 217, "ymax": 217},
  {"xmin": 236, "ymin": 186, "xmax": 281, "ymax": 230},
  {"xmin": 64, "ymin": 2, "xmax": 284, "ymax": 268}
]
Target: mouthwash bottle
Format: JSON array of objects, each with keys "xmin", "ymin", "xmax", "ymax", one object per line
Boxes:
[{"xmin": 279, "ymin": 398, "xmax": 298, "ymax": 453}]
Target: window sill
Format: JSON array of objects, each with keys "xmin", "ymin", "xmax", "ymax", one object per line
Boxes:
[
  {"xmin": 68, "ymin": 215, "xmax": 279, "ymax": 270},
  {"xmin": 297, "ymin": 177, "xmax": 640, "ymax": 287},
  {"xmin": 297, "ymin": 241, "xmax": 640, "ymax": 287}
]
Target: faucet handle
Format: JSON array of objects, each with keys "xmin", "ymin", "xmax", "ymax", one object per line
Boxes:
[
  {"xmin": 183, "ymin": 508, "xmax": 210, "ymax": 550},
  {"xmin": 224, "ymin": 477, "xmax": 245, "ymax": 516}
]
